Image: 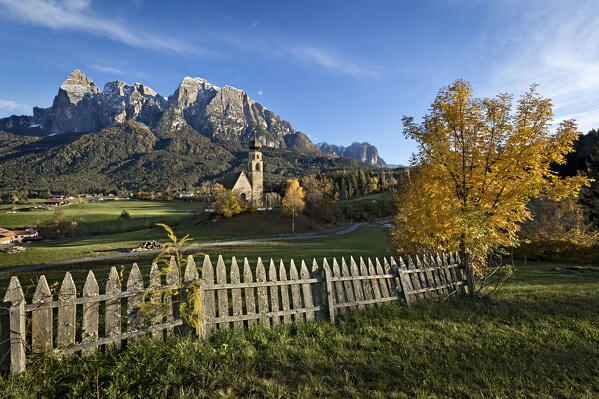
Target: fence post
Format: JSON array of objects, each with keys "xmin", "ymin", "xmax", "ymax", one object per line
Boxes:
[
  {"xmin": 321, "ymin": 260, "xmax": 335, "ymax": 324},
  {"xmin": 459, "ymin": 253, "xmax": 476, "ymax": 295},
  {"xmin": 395, "ymin": 257, "xmax": 412, "ymax": 307},
  {"xmin": 4, "ymin": 277, "xmax": 26, "ymax": 376}
]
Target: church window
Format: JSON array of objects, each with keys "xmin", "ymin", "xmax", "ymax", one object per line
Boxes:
[{"xmin": 256, "ymin": 163, "xmax": 261, "ymax": 171}]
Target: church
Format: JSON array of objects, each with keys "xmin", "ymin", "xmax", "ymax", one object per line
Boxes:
[{"xmin": 221, "ymin": 138, "xmax": 266, "ymax": 206}]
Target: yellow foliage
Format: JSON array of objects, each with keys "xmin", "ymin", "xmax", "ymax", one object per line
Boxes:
[
  {"xmin": 214, "ymin": 190, "xmax": 246, "ymax": 218},
  {"xmin": 141, "ymin": 224, "xmax": 205, "ymax": 331},
  {"xmin": 392, "ymin": 80, "xmax": 590, "ymax": 274},
  {"xmin": 282, "ymin": 178, "xmax": 305, "ymax": 216}
]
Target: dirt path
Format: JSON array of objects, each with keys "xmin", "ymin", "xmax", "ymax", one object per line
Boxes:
[{"xmin": 0, "ymin": 223, "xmax": 364, "ymax": 275}]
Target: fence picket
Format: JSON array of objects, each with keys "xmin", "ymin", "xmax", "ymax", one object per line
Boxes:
[
  {"xmin": 203, "ymin": 256, "xmax": 216, "ymax": 335},
  {"xmin": 331, "ymin": 258, "xmax": 347, "ymax": 313},
  {"xmin": 383, "ymin": 258, "xmax": 399, "ymax": 298},
  {"xmin": 417, "ymin": 255, "xmax": 435, "ymax": 297},
  {"xmin": 4, "ymin": 277, "xmax": 25, "ymax": 376},
  {"xmin": 149, "ymin": 263, "xmax": 162, "ymax": 339},
  {"xmin": 165, "ymin": 257, "xmax": 180, "ymax": 336},
  {"xmin": 368, "ymin": 258, "xmax": 382, "ymax": 306},
  {"xmin": 322, "ymin": 260, "xmax": 335, "ymax": 324},
  {"xmin": 289, "ymin": 260, "xmax": 303, "ymax": 322},
  {"xmin": 256, "ymin": 258, "xmax": 269, "ymax": 325},
  {"xmin": 311, "ymin": 259, "xmax": 323, "ymax": 311},
  {"xmin": 375, "ymin": 258, "xmax": 390, "ymax": 298},
  {"xmin": 449, "ymin": 253, "xmax": 461, "ymax": 293},
  {"xmin": 105, "ymin": 267, "xmax": 121, "ymax": 351},
  {"xmin": 300, "ymin": 261, "xmax": 315, "ymax": 321},
  {"xmin": 230, "ymin": 257, "xmax": 243, "ymax": 329},
  {"xmin": 359, "ymin": 257, "xmax": 374, "ymax": 307},
  {"xmin": 183, "ymin": 256, "xmax": 204, "ymax": 338},
  {"xmin": 350, "ymin": 257, "xmax": 365, "ymax": 309},
  {"xmin": 82, "ymin": 271, "xmax": 99, "ymax": 356},
  {"xmin": 269, "ymin": 260, "xmax": 280, "ymax": 326},
  {"xmin": 396, "ymin": 257, "xmax": 412, "ymax": 306},
  {"xmin": 454, "ymin": 252, "xmax": 467, "ymax": 294},
  {"xmin": 57, "ymin": 272, "xmax": 76, "ymax": 350},
  {"xmin": 216, "ymin": 255, "xmax": 230, "ymax": 329},
  {"xmin": 439, "ymin": 253, "xmax": 454, "ymax": 294},
  {"xmin": 341, "ymin": 258, "xmax": 357, "ymax": 309},
  {"xmin": 243, "ymin": 258, "xmax": 257, "ymax": 328},
  {"xmin": 126, "ymin": 263, "xmax": 144, "ymax": 340},
  {"xmin": 406, "ymin": 255, "xmax": 424, "ymax": 300},
  {"xmin": 432, "ymin": 254, "xmax": 449, "ymax": 295},
  {"xmin": 184, "ymin": 255, "xmax": 199, "ymax": 281},
  {"xmin": 279, "ymin": 260, "xmax": 291, "ymax": 324},
  {"xmin": 31, "ymin": 276, "xmax": 52, "ymax": 354}
]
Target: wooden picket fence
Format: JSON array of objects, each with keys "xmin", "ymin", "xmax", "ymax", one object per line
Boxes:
[{"xmin": 1, "ymin": 252, "xmax": 471, "ymax": 375}]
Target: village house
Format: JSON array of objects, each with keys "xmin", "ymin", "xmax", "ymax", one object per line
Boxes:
[
  {"xmin": 0, "ymin": 227, "xmax": 39, "ymax": 244},
  {"xmin": 44, "ymin": 198, "xmax": 70, "ymax": 207}
]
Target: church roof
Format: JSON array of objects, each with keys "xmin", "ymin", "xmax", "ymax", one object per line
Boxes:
[{"xmin": 221, "ymin": 171, "xmax": 249, "ymax": 190}]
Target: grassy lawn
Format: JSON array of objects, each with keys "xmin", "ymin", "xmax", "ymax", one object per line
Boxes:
[
  {"xmin": 0, "ymin": 210, "xmax": 347, "ymax": 269},
  {"xmin": 0, "ymin": 199, "xmax": 201, "ymax": 232},
  {"xmin": 0, "ymin": 260, "xmax": 597, "ymax": 398},
  {"xmin": 0, "ymin": 225, "xmax": 392, "ymax": 296}
]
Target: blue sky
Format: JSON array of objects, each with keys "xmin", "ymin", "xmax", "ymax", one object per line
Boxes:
[{"xmin": 1, "ymin": 0, "xmax": 598, "ymax": 165}]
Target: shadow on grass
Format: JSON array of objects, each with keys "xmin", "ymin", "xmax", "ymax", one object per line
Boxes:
[{"xmin": 2, "ymin": 299, "xmax": 597, "ymax": 398}]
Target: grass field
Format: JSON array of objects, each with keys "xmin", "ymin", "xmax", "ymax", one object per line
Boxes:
[
  {"xmin": 0, "ymin": 207, "xmax": 347, "ymax": 269},
  {"xmin": 1, "ymin": 260, "xmax": 597, "ymax": 398},
  {"xmin": 0, "ymin": 199, "xmax": 201, "ymax": 232}
]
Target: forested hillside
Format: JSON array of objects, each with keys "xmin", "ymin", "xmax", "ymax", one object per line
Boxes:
[{"xmin": 0, "ymin": 121, "xmax": 374, "ymax": 197}]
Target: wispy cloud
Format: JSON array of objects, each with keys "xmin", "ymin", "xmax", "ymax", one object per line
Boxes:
[
  {"xmin": 0, "ymin": 99, "xmax": 28, "ymax": 111},
  {"xmin": 89, "ymin": 64, "xmax": 123, "ymax": 74},
  {"xmin": 0, "ymin": 1, "xmax": 381, "ymax": 79},
  {"xmin": 0, "ymin": 0, "xmax": 201, "ymax": 54},
  {"xmin": 287, "ymin": 46, "xmax": 382, "ymax": 78},
  {"xmin": 485, "ymin": 1, "xmax": 599, "ymax": 132}
]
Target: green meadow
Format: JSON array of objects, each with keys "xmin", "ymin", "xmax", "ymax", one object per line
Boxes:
[
  {"xmin": 0, "ymin": 202, "xmax": 354, "ymax": 269},
  {"xmin": 1, "ymin": 261, "xmax": 597, "ymax": 398},
  {"xmin": 0, "ymin": 199, "xmax": 201, "ymax": 232}
]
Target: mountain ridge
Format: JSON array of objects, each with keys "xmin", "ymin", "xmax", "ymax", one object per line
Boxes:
[
  {"xmin": 0, "ymin": 70, "xmax": 388, "ymax": 165},
  {"xmin": 318, "ymin": 141, "xmax": 386, "ymax": 167}
]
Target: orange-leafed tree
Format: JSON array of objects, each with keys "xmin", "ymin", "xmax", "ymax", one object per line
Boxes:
[
  {"xmin": 392, "ymin": 80, "xmax": 590, "ymax": 281},
  {"xmin": 282, "ymin": 178, "xmax": 305, "ymax": 233}
]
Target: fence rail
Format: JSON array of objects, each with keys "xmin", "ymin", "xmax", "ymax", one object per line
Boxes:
[{"xmin": 2, "ymin": 252, "xmax": 471, "ymax": 375}]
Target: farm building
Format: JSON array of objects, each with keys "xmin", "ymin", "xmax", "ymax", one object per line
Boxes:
[{"xmin": 0, "ymin": 227, "xmax": 39, "ymax": 244}]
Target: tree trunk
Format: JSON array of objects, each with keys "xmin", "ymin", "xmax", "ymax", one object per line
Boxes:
[{"xmin": 292, "ymin": 208, "xmax": 295, "ymax": 234}]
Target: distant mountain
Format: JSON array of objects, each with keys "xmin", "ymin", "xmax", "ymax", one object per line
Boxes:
[
  {"xmin": 0, "ymin": 70, "xmax": 383, "ymax": 194},
  {"xmin": 0, "ymin": 70, "xmax": 304, "ymax": 152},
  {"xmin": 318, "ymin": 141, "xmax": 387, "ymax": 167}
]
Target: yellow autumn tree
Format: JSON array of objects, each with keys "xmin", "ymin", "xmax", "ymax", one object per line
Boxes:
[
  {"xmin": 392, "ymin": 80, "xmax": 589, "ymax": 277},
  {"xmin": 214, "ymin": 190, "xmax": 245, "ymax": 218},
  {"xmin": 282, "ymin": 178, "xmax": 305, "ymax": 233}
]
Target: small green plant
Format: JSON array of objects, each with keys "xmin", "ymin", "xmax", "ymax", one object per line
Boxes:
[
  {"xmin": 141, "ymin": 223, "xmax": 204, "ymax": 333},
  {"xmin": 119, "ymin": 209, "xmax": 131, "ymax": 219}
]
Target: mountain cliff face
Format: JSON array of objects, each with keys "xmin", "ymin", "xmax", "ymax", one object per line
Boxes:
[
  {"xmin": 0, "ymin": 70, "xmax": 299, "ymax": 151},
  {"xmin": 318, "ymin": 141, "xmax": 386, "ymax": 167},
  {"xmin": 0, "ymin": 69, "xmax": 389, "ymax": 172}
]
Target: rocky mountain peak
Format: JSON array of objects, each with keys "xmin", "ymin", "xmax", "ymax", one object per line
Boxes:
[
  {"xmin": 318, "ymin": 141, "xmax": 386, "ymax": 167},
  {"xmin": 169, "ymin": 77, "xmax": 219, "ymax": 110},
  {"xmin": 60, "ymin": 69, "xmax": 100, "ymax": 104}
]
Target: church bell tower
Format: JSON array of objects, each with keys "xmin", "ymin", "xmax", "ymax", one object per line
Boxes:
[{"xmin": 248, "ymin": 138, "xmax": 264, "ymax": 206}]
